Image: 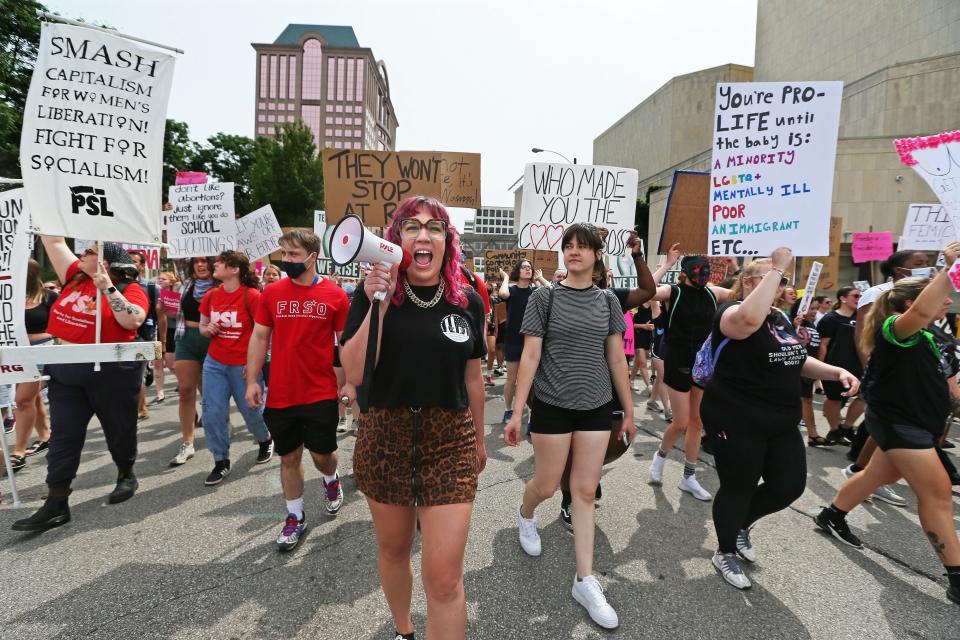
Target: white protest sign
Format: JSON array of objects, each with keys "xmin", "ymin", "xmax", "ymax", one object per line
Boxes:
[
  {"xmin": 0, "ymin": 189, "xmax": 31, "ymax": 352},
  {"xmin": 895, "ymin": 132, "xmax": 960, "ymax": 233},
  {"xmin": 19, "ymin": 22, "xmax": 174, "ymax": 243},
  {"xmin": 314, "ymin": 210, "xmax": 334, "ymax": 257},
  {"xmin": 236, "ymin": 205, "xmax": 282, "ymax": 261},
  {"xmin": 797, "ymin": 260, "xmax": 822, "ymax": 317},
  {"xmin": 709, "ymin": 82, "xmax": 843, "ymax": 256},
  {"xmin": 519, "ymin": 163, "xmax": 638, "ymax": 256},
  {"xmin": 166, "ymin": 182, "xmax": 237, "ymax": 258},
  {"xmin": 853, "ymin": 280, "xmax": 871, "ymax": 292},
  {"xmin": 898, "ymin": 203, "xmax": 954, "ymax": 251}
]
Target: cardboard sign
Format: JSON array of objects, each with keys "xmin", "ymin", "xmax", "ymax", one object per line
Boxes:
[
  {"xmin": 659, "ymin": 171, "xmax": 710, "ymax": 254},
  {"xmin": 707, "ymin": 257, "xmax": 731, "ymax": 285},
  {"xmin": 175, "ymin": 171, "xmax": 208, "ymax": 185},
  {"xmin": 518, "ymin": 163, "xmax": 639, "ymax": 256},
  {"xmin": 797, "ymin": 260, "xmax": 822, "ymax": 316},
  {"xmin": 895, "ymin": 131, "xmax": 960, "ymax": 231},
  {"xmin": 323, "ymin": 150, "xmax": 481, "ymax": 226},
  {"xmin": 799, "ymin": 216, "xmax": 842, "ymax": 291},
  {"xmin": 898, "ymin": 203, "xmax": 955, "ymax": 252},
  {"xmin": 166, "ymin": 182, "xmax": 237, "ymax": 258},
  {"xmin": 708, "ymin": 81, "xmax": 843, "ymax": 256},
  {"xmin": 236, "ymin": 205, "xmax": 282, "ymax": 261},
  {"xmin": 0, "ymin": 189, "xmax": 30, "ymax": 350},
  {"xmin": 19, "ymin": 22, "xmax": 175, "ymax": 244},
  {"xmin": 483, "ymin": 249, "xmax": 557, "ymax": 283},
  {"xmin": 852, "ymin": 231, "xmax": 894, "ymax": 263}
]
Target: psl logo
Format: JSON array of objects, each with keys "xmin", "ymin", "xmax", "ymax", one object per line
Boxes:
[
  {"xmin": 70, "ymin": 186, "xmax": 114, "ymax": 217},
  {"xmin": 211, "ymin": 310, "xmax": 241, "ymax": 328}
]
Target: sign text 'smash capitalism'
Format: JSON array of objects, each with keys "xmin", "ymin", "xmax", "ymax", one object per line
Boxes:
[
  {"xmin": 708, "ymin": 82, "xmax": 842, "ymax": 257},
  {"xmin": 0, "ymin": 189, "xmax": 31, "ymax": 350},
  {"xmin": 895, "ymin": 131, "xmax": 960, "ymax": 233},
  {"xmin": 19, "ymin": 22, "xmax": 175, "ymax": 243},
  {"xmin": 519, "ymin": 163, "xmax": 639, "ymax": 257},
  {"xmin": 166, "ymin": 182, "xmax": 237, "ymax": 258},
  {"xmin": 899, "ymin": 203, "xmax": 955, "ymax": 251},
  {"xmin": 323, "ymin": 150, "xmax": 481, "ymax": 226},
  {"xmin": 236, "ymin": 205, "xmax": 282, "ymax": 261}
]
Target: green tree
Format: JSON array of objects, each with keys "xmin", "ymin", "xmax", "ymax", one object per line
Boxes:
[
  {"xmin": 191, "ymin": 132, "xmax": 256, "ymax": 213},
  {"xmin": 161, "ymin": 118, "xmax": 202, "ymax": 200},
  {"xmin": 0, "ymin": 0, "xmax": 44, "ymax": 179},
  {"xmin": 248, "ymin": 121, "xmax": 323, "ymax": 227}
]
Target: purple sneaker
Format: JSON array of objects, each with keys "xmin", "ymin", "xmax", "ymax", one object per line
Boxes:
[
  {"xmin": 276, "ymin": 513, "xmax": 306, "ymax": 552},
  {"xmin": 323, "ymin": 474, "xmax": 344, "ymax": 515}
]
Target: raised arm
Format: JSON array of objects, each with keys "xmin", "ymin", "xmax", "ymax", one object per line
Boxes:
[
  {"xmin": 892, "ymin": 241, "xmax": 960, "ymax": 340},
  {"xmin": 498, "ymin": 268, "xmax": 511, "ymax": 299},
  {"xmin": 622, "ymin": 231, "xmax": 657, "ymax": 310},
  {"xmin": 40, "ymin": 236, "xmax": 77, "ymax": 283},
  {"xmin": 719, "ymin": 247, "xmax": 792, "ymax": 340}
]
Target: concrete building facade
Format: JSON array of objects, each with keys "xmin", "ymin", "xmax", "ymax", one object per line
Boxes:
[
  {"xmin": 593, "ymin": 0, "xmax": 960, "ymax": 290},
  {"xmin": 252, "ymin": 24, "xmax": 399, "ymax": 152}
]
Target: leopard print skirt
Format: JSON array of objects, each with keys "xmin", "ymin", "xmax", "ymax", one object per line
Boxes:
[{"xmin": 354, "ymin": 406, "xmax": 478, "ymax": 506}]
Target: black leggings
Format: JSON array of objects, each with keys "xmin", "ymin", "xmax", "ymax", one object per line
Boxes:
[{"xmin": 707, "ymin": 419, "xmax": 807, "ymax": 553}]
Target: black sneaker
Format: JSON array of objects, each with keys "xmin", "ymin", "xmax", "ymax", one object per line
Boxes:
[
  {"xmin": 595, "ymin": 482, "xmax": 602, "ymax": 502},
  {"xmin": 25, "ymin": 440, "xmax": 49, "ymax": 457},
  {"xmin": 838, "ymin": 425, "xmax": 856, "ymax": 441},
  {"xmin": 813, "ymin": 508, "xmax": 863, "ymax": 548},
  {"xmin": 824, "ymin": 431, "xmax": 850, "ymax": 446},
  {"xmin": 559, "ymin": 500, "xmax": 572, "ymax": 531},
  {"xmin": 395, "ymin": 632, "xmax": 415, "ymax": 640},
  {"xmin": 12, "ymin": 497, "xmax": 70, "ymax": 531},
  {"xmin": 948, "ymin": 585, "xmax": 960, "ymax": 605},
  {"xmin": 204, "ymin": 460, "xmax": 231, "ymax": 486},
  {"xmin": 256, "ymin": 439, "xmax": 274, "ymax": 465},
  {"xmin": 108, "ymin": 474, "xmax": 139, "ymax": 504}
]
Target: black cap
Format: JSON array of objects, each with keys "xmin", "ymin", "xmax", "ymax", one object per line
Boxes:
[{"xmin": 101, "ymin": 242, "xmax": 138, "ymax": 275}]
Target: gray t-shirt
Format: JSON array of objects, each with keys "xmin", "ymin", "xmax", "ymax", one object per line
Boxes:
[{"xmin": 521, "ymin": 283, "xmax": 627, "ymax": 410}]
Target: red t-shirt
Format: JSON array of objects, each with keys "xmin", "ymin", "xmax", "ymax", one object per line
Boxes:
[
  {"xmin": 473, "ymin": 273, "xmax": 491, "ymax": 315},
  {"xmin": 255, "ymin": 276, "xmax": 349, "ymax": 408},
  {"xmin": 47, "ymin": 261, "xmax": 148, "ymax": 344},
  {"xmin": 200, "ymin": 285, "xmax": 261, "ymax": 366}
]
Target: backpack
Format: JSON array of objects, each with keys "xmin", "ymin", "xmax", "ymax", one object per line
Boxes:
[
  {"xmin": 116, "ymin": 279, "xmax": 157, "ymax": 342},
  {"xmin": 691, "ymin": 331, "xmax": 730, "ymax": 386}
]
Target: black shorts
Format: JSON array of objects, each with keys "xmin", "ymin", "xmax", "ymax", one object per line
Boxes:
[
  {"xmin": 495, "ymin": 321, "xmax": 507, "ymax": 345},
  {"xmin": 866, "ymin": 411, "xmax": 941, "ymax": 451},
  {"xmin": 529, "ymin": 395, "xmax": 613, "ymax": 434},
  {"xmin": 486, "ymin": 321, "xmax": 496, "ymax": 337},
  {"xmin": 821, "ymin": 379, "xmax": 851, "ymax": 404},
  {"xmin": 263, "ymin": 399, "xmax": 339, "ymax": 456},
  {"xmin": 333, "ymin": 347, "xmax": 342, "ymax": 368},
  {"xmin": 165, "ymin": 327, "xmax": 176, "ymax": 354},
  {"xmin": 800, "ymin": 378, "xmax": 813, "ymax": 399},
  {"xmin": 664, "ymin": 346, "xmax": 696, "ymax": 392}
]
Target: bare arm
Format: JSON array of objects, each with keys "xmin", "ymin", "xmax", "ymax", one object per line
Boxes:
[
  {"xmin": 198, "ymin": 313, "xmax": 221, "ymax": 338},
  {"xmin": 708, "ymin": 284, "xmax": 735, "ymax": 304},
  {"xmin": 498, "ymin": 269, "xmax": 511, "ymax": 299},
  {"xmin": 40, "ymin": 236, "xmax": 77, "ymax": 283},
  {"xmin": 623, "ymin": 232, "xmax": 657, "ymax": 310},
  {"xmin": 503, "ymin": 335, "xmax": 542, "ymax": 446},
  {"xmin": 719, "ymin": 247, "xmax": 793, "ymax": 340},
  {"xmin": 854, "ymin": 303, "xmax": 870, "ymax": 367},
  {"xmin": 892, "ymin": 241, "xmax": 960, "ymax": 340},
  {"xmin": 465, "ymin": 358, "xmax": 487, "ymax": 471},
  {"xmin": 605, "ymin": 333, "xmax": 636, "ymax": 443},
  {"xmin": 340, "ymin": 303, "xmax": 386, "ymax": 387},
  {"xmin": 818, "ymin": 336, "xmax": 831, "ymax": 362},
  {"xmin": 104, "ymin": 289, "xmax": 146, "ymax": 330},
  {"xmin": 801, "ymin": 357, "xmax": 860, "ymax": 396}
]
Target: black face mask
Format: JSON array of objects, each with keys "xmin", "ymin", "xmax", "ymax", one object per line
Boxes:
[
  {"xmin": 681, "ymin": 260, "xmax": 711, "ymax": 287},
  {"xmin": 281, "ymin": 253, "xmax": 315, "ymax": 279}
]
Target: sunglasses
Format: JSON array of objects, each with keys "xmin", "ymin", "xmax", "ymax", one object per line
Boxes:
[
  {"xmin": 43, "ymin": 284, "xmax": 58, "ymax": 290},
  {"xmin": 400, "ymin": 219, "xmax": 447, "ymax": 241}
]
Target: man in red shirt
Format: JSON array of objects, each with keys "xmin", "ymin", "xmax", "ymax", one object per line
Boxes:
[{"xmin": 245, "ymin": 230, "xmax": 349, "ymax": 552}]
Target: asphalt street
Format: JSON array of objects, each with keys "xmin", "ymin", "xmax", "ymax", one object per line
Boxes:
[{"xmin": 0, "ymin": 371, "xmax": 958, "ymax": 639}]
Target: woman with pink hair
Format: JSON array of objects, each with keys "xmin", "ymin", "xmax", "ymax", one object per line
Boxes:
[{"xmin": 341, "ymin": 196, "xmax": 487, "ymax": 640}]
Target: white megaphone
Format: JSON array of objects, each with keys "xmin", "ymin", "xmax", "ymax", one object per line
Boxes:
[{"xmin": 329, "ymin": 214, "xmax": 412, "ymax": 300}]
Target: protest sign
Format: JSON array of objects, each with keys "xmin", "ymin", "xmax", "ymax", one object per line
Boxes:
[
  {"xmin": 610, "ymin": 253, "xmax": 638, "ymax": 289},
  {"xmin": 314, "ymin": 210, "xmax": 334, "ymax": 257},
  {"xmin": 853, "ymin": 280, "xmax": 871, "ymax": 292},
  {"xmin": 948, "ymin": 260, "xmax": 960, "ymax": 293},
  {"xmin": 899, "ymin": 204, "xmax": 954, "ymax": 251},
  {"xmin": 166, "ymin": 182, "xmax": 237, "ymax": 258},
  {"xmin": 19, "ymin": 22, "xmax": 174, "ymax": 244},
  {"xmin": 707, "ymin": 257, "xmax": 731, "ymax": 285},
  {"xmin": 120, "ymin": 243, "xmax": 160, "ymax": 270},
  {"xmin": 323, "ymin": 150, "xmax": 481, "ymax": 226},
  {"xmin": 236, "ymin": 205, "xmax": 282, "ymax": 261},
  {"xmin": 797, "ymin": 260, "xmax": 822, "ymax": 317},
  {"xmin": 799, "ymin": 216, "xmax": 842, "ymax": 292},
  {"xmin": 175, "ymin": 171, "xmax": 207, "ymax": 185},
  {"xmin": 658, "ymin": 261, "xmax": 682, "ymax": 285},
  {"xmin": 0, "ymin": 189, "xmax": 30, "ymax": 350},
  {"xmin": 659, "ymin": 171, "xmax": 710, "ymax": 254},
  {"xmin": 708, "ymin": 82, "xmax": 843, "ymax": 257},
  {"xmin": 852, "ymin": 232, "xmax": 894, "ymax": 263},
  {"xmin": 483, "ymin": 249, "xmax": 557, "ymax": 283},
  {"xmin": 519, "ymin": 163, "xmax": 639, "ymax": 257},
  {"xmin": 895, "ymin": 131, "xmax": 960, "ymax": 230}
]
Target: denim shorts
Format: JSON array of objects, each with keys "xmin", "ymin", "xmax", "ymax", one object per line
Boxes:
[
  {"xmin": 30, "ymin": 336, "xmax": 55, "ymax": 373},
  {"xmin": 174, "ymin": 326, "xmax": 210, "ymax": 362}
]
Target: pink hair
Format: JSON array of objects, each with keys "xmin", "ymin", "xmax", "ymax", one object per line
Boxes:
[{"xmin": 386, "ymin": 196, "xmax": 468, "ymax": 308}]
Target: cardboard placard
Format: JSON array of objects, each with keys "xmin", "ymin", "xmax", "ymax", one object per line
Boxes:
[
  {"xmin": 166, "ymin": 182, "xmax": 237, "ymax": 258},
  {"xmin": 323, "ymin": 149, "xmax": 481, "ymax": 226},
  {"xmin": 852, "ymin": 231, "xmax": 894, "ymax": 263},
  {"xmin": 483, "ymin": 249, "xmax": 557, "ymax": 283},
  {"xmin": 799, "ymin": 216, "xmax": 842, "ymax": 291},
  {"xmin": 0, "ymin": 189, "xmax": 30, "ymax": 350},
  {"xmin": 236, "ymin": 204, "xmax": 282, "ymax": 261},
  {"xmin": 707, "ymin": 257, "xmax": 731, "ymax": 285},
  {"xmin": 659, "ymin": 171, "xmax": 710, "ymax": 255},
  {"xmin": 899, "ymin": 203, "xmax": 955, "ymax": 251},
  {"xmin": 708, "ymin": 81, "xmax": 843, "ymax": 256}
]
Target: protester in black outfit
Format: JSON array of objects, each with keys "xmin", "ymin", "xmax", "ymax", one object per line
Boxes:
[
  {"xmin": 817, "ymin": 286, "xmax": 863, "ymax": 444},
  {"xmin": 498, "ymin": 259, "xmax": 535, "ymax": 424},
  {"xmin": 815, "ymin": 242, "xmax": 960, "ymax": 605},
  {"xmin": 702, "ymin": 250, "xmax": 859, "ymax": 590},
  {"xmin": 789, "ymin": 298, "xmax": 828, "ymax": 446}
]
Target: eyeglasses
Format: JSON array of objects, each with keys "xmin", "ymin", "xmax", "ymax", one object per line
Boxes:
[{"xmin": 400, "ymin": 219, "xmax": 447, "ymax": 241}]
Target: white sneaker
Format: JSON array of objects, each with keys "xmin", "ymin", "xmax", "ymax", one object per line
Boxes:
[
  {"xmin": 336, "ymin": 416, "xmax": 348, "ymax": 433},
  {"xmin": 571, "ymin": 575, "xmax": 619, "ymax": 629},
  {"xmin": 169, "ymin": 441, "xmax": 195, "ymax": 466},
  {"xmin": 517, "ymin": 505, "xmax": 541, "ymax": 557},
  {"xmin": 841, "ymin": 464, "xmax": 857, "ymax": 481},
  {"xmin": 649, "ymin": 453, "xmax": 665, "ymax": 485},
  {"xmin": 679, "ymin": 474, "xmax": 712, "ymax": 501},
  {"xmin": 872, "ymin": 484, "xmax": 908, "ymax": 507},
  {"xmin": 712, "ymin": 550, "xmax": 752, "ymax": 589},
  {"xmin": 736, "ymin": 528, "xmax": 756, "ymax": 563}
]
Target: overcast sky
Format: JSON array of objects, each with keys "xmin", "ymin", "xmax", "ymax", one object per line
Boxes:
[{"xmin": 47, "ymin": 0, "xmax": 758, "ymax": 207}]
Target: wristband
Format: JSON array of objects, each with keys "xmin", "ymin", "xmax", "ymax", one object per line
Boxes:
[{"xmin": 103, "ymin": 285, "xmax": 118, "ymax": 295}]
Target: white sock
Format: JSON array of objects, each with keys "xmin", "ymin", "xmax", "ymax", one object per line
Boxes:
[
  {"xmin": 322, "ymin": 471, "xmax": 338, "ymax": 484},
  {"xmin": 286, "ymin": 497, "xmax": 304, "ymax": 519}
]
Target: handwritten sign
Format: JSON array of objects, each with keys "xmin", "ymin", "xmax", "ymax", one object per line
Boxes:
[
  {"xmin": 236, "ymin": 205, "xmax": 282, "ymax": 261},
  {"xmin": 851, "ymin": 231, "xmax": 894, "ymax": 263},
  {"xmin": 323, "ymin": 150, "xmax": 481, "ymax": 226},
  {"xmin": 166, "ymin": 182, "xmax": 237, "ymax": 258},
  {"xmin": 895, "ymin": 131, "xmax": 960, "ymax": 230},
  {"xmin": 659, "ymin": 171, "xmax": 710, "ymax": 254},
  {"xmin": 0, "ymin": 189, "xmax": 30, "ymax": 349},
  {"xmin": 797, "ymin": 260, "xmax": 822, "ymax": 317},
  {"xmin": 483, "ymin": 249, "xmax": 557, "ymax": 283},
  {"xmin": 799, "ymin": 216, "xmax": 842, "ymax": 291},
  {"xmin": 708, "ymin": 81, "xmax": 843, "ymax": 256},
  {"xmin": 898, "ymin": 202, "xmax": 955, "ymax": 251},
  {"xmin": 519, "ymin": 163, "xmax": 639, "ymax": 257},
  {"xmin": 19, "ymin": 23, "xmax": 175, "ymax": 244},
  {"xmin": 175, "ymin": 171, "xmax": 207, "ymax": 185},
  {"xmin": 853, "ymin": 280, "xmax": 871, "ymax": 292},
  {"xmin": 120, "ymin": 243, "xmax": 160, "ymax": 270}
]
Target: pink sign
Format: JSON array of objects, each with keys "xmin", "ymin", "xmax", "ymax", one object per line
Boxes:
[
  {"xmin": 851, "ymin": 232, "xmax": 894, "ymax": 264},
  {"xmin": 175, "ymin": 171, "xmax": 208, "ymax": 185},
  {"xmin": 160, "ymin": 289, "xmax": 181, "ymax": 314},
  {"xmin": 623, "ymin": 311, "xmax": 635, "ymax": 356},
  {"xmin": 948, "ymin": 259, "xmax": 960, "ymax": 293}
]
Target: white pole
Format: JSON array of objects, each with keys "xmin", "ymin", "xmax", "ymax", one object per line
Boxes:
[
  {"xmin": 94, "ymin": 243, "xmax": 103, "ymax": 372},
  {"xmin": 37, "ymin": 11, "xmax": 185, "ymax": 55},
  {"xmin": 0, "ymin": 423, "xmax": 22, "ymax": 506}
]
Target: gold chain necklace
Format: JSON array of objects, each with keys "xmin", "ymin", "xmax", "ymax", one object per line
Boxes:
[{"xmin": 403, "ymin": 279, "xmax": 444, "ymax": 308}]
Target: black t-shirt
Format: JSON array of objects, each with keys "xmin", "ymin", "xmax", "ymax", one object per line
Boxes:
[
  {"xmin": 24, "ymin": 290, "xmax": 58, "ymax": 334},
  {"xmin": 702, "ymin": 302, "xmax": 808, "ymax": 428},
  {"xmin": 816, "ymin": 310, "xmax": 861, "ymax": 374},
  {"xmin": 863, "ymin": 316, "xmax": 950, "ymax": 433},
  {"xmin": 797, "ymin": 319, "xmax": 821, "ymax": 359},
  {"xmin": 342, "ymin": 283, "xmax": 485, "ymax": 410},
  {"xmin": 665, "ymin": 284, "xmax": 717, "ymax": 356},
  {"xmin": 505, "ymin": 284, "xmax": 534, "ymax": 346}
]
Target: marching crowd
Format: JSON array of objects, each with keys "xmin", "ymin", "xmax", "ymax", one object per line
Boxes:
[{"xmin": 2, "ymin": 194, "xmax": 959, "ymax": 638}]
